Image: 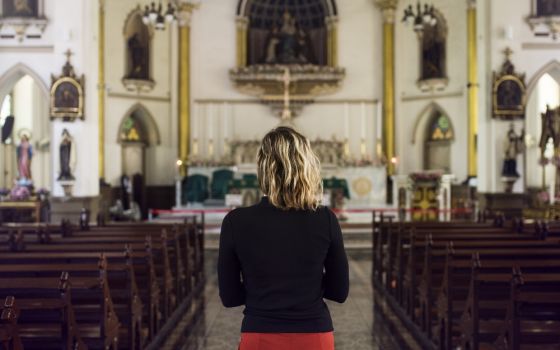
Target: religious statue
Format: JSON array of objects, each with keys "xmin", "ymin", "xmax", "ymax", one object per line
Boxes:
[
  {"xmin": 262, "ymin": 11, "xmax": 314, "ymax": 64},
  {"xmin": 58, "ymin": 129, "xmax": 76, "ymax": 181},
  {"xmin": 501, "ymin": 124, "xmax": 525, "ymax": 179},
  {"xmin": 421, "ymin": 29, "xmax": 445, "ymax": 80},
  {"xmin": 126, "ymin": 33, "xmax": 148, "ymax": 80},
  {"xmin": 16, "ymin": 132, "xmax": 32, "ymax": 181},
  {"xmin": 537, "ymin": 0, "xmax": 560, "ymax": 16}
]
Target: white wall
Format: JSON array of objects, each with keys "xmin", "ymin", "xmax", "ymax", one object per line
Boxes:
[
  {"xmin": 190, "ymin": 0, "xmax": 383, "ymax": 160},
  {"xmin": 0, "ymin": 0, "xmax": 100, "ymax": 197}
]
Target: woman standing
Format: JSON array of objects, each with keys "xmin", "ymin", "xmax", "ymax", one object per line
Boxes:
[{"xmin": 218, "ymin": 127, "xmax": 349, "ymax": 350}]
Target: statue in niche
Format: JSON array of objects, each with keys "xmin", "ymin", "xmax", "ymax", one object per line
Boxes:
[
  {"xmin": 16, "ymin": 131, "xmax": 32, "ymax": 181},
  {"xmin": 126, "ymin": 33, "xmax": 149, "ymax": 80},
  {"xmin": 421, "ymin": 26, "xmax": 445, "ymax": 80},
  {"xmin": 58, "ymin": 129, "xmax": 76, "ymax": 181},
  {"xmin": 262, "ymin": 11, "xmax": 314, "ymax": 64},
  {"xmin": 501, "ymin": 124, "xmax": 524, "ymax": 179},
  {"xmin": 2, "ymin": 0, "xmax": 37, "ymax": 17},
  {"xmin": 537, "ymin": 0, "xmax": 560, "ymax": 16}
]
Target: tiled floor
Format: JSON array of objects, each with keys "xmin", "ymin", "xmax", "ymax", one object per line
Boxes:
[{"xmin": 180, "ymin": 251, "xmax": 400, "ymax": 350}]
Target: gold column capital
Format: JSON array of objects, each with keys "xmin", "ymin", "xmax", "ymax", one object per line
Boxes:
[
  {"xmin": 325, "ymin": 15, "xmax": 338, "ymax": 27},
  {"xmin": 466, "ymin": 0, "xmax": 476, "ymax": 10},
  {"xmin": 176, "ymin": 2, "xmax": 198, "ymax": 27},
  {"xmin": 236, "ymin": 16, "xmax": 249, "ymax": 29},
  {"xmin": 375, "ymin": 0, "xmax": 398, "ymax": 23}
]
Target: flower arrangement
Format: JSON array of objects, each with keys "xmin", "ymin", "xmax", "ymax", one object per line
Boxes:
[
  {"xmin": 539, "ymin": 157, "xmax": 550, "ymax": 166},
  {"xmin": 36, "ymin": 188, "xmax": 50, "ymax": 196},
  {"xmin": 10, "ymin": 185, "xmax": 31, "ymax": 201},
  {"xmin": 409, "ymin": 171, "xmax": 443, "ymax": 183}
]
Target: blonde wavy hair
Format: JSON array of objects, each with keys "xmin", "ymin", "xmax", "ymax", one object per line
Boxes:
[{"xmin": 257, "ymin": 127, "xmax": 323, "ymax": 210}]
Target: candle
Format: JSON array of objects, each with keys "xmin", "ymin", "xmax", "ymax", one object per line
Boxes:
[
  {"xmin": 208, "ymin": 104, "xmax": 214, "ymax": 142},
  {"xmin": 193, "ymin": 138, "xmax": 199, "ymax": 156},
  {"xmin": 344, "ymin": 139, "xmax": 350, "ymax": 157},
  {"xmin": 377, "ymin": 101, "xmax": 382, "ymax": 140},
  {"xmin": 360, "ymin": 102, "xmax": 366, "ymax": 140},
  {"xmin": 209, "ymin": 138, "xmax": 214, "ymax": 158},
  {"xmin": 344, "ymin": 103, "xmax": 349, "ymax": 140}
]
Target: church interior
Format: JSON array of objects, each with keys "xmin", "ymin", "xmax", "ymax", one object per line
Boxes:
[{"xmin": 2, "ymin": 0, "xmax": 560, "ymax": 349}]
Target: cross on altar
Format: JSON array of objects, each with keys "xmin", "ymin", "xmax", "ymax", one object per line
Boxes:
[
  {"xmin": 64, "ymin": 49, "xmax": 74, "ymax": 62},
  {"xmin": 503, "ymin": 47, "xmax": 513, "ymax": 60}
]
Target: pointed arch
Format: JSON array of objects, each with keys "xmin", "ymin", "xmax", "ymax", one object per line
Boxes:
[
  {"xmin": 0, "ymin": 63, "xmax": 49, "ymax": 102},
  {"xmin": 117, "ymin": 103, "xmax": 161, "ymax": 146},
  {"xmin": 411, "ymin": 102, "xmax": 454, "ymax": 144},
  {"xmin": 527, "ymin": 60, "xmax": 560, "ymax": 97}
]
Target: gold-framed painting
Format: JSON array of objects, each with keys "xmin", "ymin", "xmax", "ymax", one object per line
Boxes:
[
  {"xmin": 492, "ymin": 48, "xmax": 526, "ymax": 120},
  {"xmin": 50, "ymin": 52, "xmax": 84, "ymax": 121}
]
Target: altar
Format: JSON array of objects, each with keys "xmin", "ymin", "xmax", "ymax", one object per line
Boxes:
[{"xmin": 176, "ymin": 137, "xmax": 387, "ymax": 209}]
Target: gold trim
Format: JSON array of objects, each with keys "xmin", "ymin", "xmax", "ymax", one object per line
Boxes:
[
  {"xmin": 383, "ymin": 21, "xmax": 396, "ymax": 175},
  {"xmin": 492, "ymin": 75, "xmax": 526, "ymax": 119},
  {"xmin": 99, "ymin": 0, "xmax": 105, "ymax": 180},
  {"xmin": 467, "ymin": 5, "xmax": 477, "ymax": 177},
  {"xmin": 179, "ymin": 24, "xmax": 190, "ymax": 177},
  {"xmin": 236, "ymin": 17, "xmax": 248, "ymax": 68},
  {"xmin": 326, "ymin": 17, "xmax": 339, "ymax": 67}
]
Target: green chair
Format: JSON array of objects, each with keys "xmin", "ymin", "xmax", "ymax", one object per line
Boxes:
[
  {"xmin": 182, "ymin": 174, "xmax": 209, "ymax": 204},
  {"xmin": 211, "ymin": 169, "xmax": 234, "ymax": 200}
]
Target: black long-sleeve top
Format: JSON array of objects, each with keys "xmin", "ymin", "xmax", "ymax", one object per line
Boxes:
[{"xmin": 218, "ymin": 196, "xmax": 349, "ymax": 333}]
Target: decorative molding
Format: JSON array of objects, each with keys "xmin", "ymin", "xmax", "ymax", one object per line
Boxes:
[
  {"xmin": 175, "ymin": 2, "xmax": 199, "ymax": 27},
  {"xmin": 194, "ymin": 98, "xmax": 379, "ymax": 105},
  {"xmin": 466, "ymin": 0, "xmax": 476, "ymax": 10},
  {"xmin": 107, "ymin": 91, "xmax": 170, "ymax": 102},
  {"xmin": 521, "ymin": 42, "xmax": 560, "ymax": 50},
  {"xmin": 400, "ymin": 90, "xmax": 463, "ymax": 102},
  {"xmin": 0, "ymin": 45, "xmax": 53, "ymax": 53}
]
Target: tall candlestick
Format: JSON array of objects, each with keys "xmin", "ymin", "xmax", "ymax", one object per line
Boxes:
[
  {"xmin": 193, "ymin": 138, "xmax": 199, "ymax": 156},
  {"xmin": 209, "ymin": 138, "xmax": 214, "ymax": 158},
  {"xmin": 344, "ymin": 103, "xmax": 349, "ymax": 140},
  {"xmin": 377, "ymin": 101, "xmax": 382, "ymax": 139},
  {"xmin": 360, "ymin": 102, "xmax": 366, "ymax": 140}
]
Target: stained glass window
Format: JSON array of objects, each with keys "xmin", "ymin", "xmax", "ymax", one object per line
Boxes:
[
  {"xmin": 427, "ymin": 113, "xmax": 453, "ymax": 141},
  {"xmin": 120, "ymin": 115, "xmax": 145, "ymax": 143}
]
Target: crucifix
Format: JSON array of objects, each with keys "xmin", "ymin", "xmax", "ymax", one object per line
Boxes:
[
  {"xmin": 64, "ymin": 49, "xmax": 74, "ymax": 63},
  {"xmin": 280, "ymin": 67, "xmax": 293, "ymax": 124}
]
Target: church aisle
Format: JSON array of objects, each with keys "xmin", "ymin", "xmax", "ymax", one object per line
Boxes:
[{"xmin": 180, "ymin": 251, "xmax": 399, "ymax": 350}]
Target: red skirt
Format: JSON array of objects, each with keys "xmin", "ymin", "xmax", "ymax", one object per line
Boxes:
[{"xmin": 239, "ymin": 332, "xmax": 334, "ymax": 350}]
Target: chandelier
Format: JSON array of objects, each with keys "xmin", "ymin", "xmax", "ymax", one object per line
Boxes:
[
  {"xmin": 402, "ymin": 2, "xmax": 437, "ymax": 32},
  {"xmin": 142, "ymin": 1, "xmax": 177, "ymax": 30}
]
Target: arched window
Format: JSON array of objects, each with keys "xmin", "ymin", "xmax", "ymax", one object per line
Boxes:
[{"xmin": 424, "ymin": 111, "xmax": 453, "ymax": 172}]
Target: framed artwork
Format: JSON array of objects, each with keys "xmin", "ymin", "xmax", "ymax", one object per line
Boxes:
[
  {"xmin": 492, "ymin": 49, "xmax": 526, "ymax": 120},
  {"xmin": 2, "ymin": 0, "xmax": 39, "ymax": 18},
  {"xmin": 50, "ymin": 51, "xmax": 84, "ymax": 121}
]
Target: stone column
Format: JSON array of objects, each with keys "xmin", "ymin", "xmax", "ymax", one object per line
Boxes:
[
  {"xmin": 467, "ymin": 0, "xmax": 478, "ymax": 178},
  {"xmin": 177, "ymin": 3, "xmax": 197, "ymax": 177},
  {"xmin": 98, "ymin": 0, "xmax": 105, "ymax": 182},
  {"xmin": 375, "ymin": 0, "xmax": 398, "ymax": 203}
]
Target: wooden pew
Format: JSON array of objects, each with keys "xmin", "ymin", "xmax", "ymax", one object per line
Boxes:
[
  {"xmin": 461, "ymin": 266, "xmax": 560, "ymax": 350},
  {"xmin": 493, "ymin": 269, "xmax": 560, "ymax": 350},
  {"xmin": 0, "ymin": 272, "xmax": 103, "ymax": 350},
  {"xmin": 436, "ymin": 251, "xmax": 560, "ymax": 349},
  {"xmin": 1, "ymin": 297, "xmax": 24, "ymax": 350}
]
